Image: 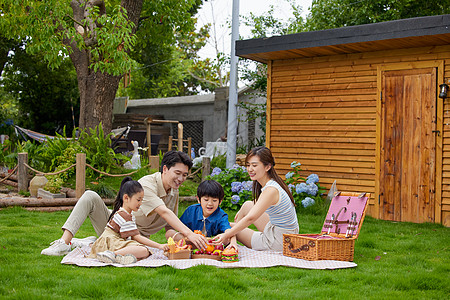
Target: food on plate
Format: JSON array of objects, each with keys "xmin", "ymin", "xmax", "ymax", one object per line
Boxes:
[
  {"xmin": 168, "ymin": 237, "xmax": 176, "ymax": 253},
  {"xmin": 221, "ymin": 247, "xmax": 239, "ymax": 263},
  {"xmin": 193, "ymin": 230, "xmax": 205, "ymax": 237},
  {"xmin": 167, "ymin": 237, "xmax": 190, "ymax": 253}
]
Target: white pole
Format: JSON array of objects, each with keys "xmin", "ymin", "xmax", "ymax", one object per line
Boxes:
[{"xmin": 226, "ymin": 0, "xmax": 240, "ymax": 169}]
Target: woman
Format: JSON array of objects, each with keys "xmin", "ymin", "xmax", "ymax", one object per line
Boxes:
[{"xmin": 213, "ymin": 146, "xmax": 299, "ymax": 251}]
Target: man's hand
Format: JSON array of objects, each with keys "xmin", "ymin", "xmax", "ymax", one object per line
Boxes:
[{"xmin": 186, "ymin": 232, "xmax": 208, "ymax": 250}]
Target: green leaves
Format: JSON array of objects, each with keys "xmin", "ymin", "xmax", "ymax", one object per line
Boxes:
[
  {"xmin": 1, "ymin": 1, "xmax": 138, "ymax": 75},
  {"xmin": 306, "ymin": 0, "xmax": 450, "ymax": 31}
]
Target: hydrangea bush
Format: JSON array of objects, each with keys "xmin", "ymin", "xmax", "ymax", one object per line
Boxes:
[
  {"xmin": 208, "ymin": 161, "xmax": 327, "ymax": 214},
  {"xmin": 285, "ymin": 161, "xmax": 327, "ymax": 214},
  {"xmin": 207, "ymin": 165, "xmax": 252, "ymax": 210}
]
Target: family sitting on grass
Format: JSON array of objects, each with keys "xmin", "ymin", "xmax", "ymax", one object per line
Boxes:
[{"xmin": 41, "ymin": 147, "xmax": 299, "ymax": 265}]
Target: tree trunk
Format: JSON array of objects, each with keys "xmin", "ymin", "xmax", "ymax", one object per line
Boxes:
[
  {"xmin": 78, "ymin": 69, "xmax": 121, "ymax": 132},
  {"xmin": 67, "ymin": 0, "xmax": 143, "ymax": 132}
]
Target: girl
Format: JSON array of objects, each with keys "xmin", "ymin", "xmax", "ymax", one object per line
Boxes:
[
  {"xmin": 213, "ymin": 146, "xmax": 299, "ymax": 251},
  {"xmin": 89, "ymin": 177, "xmax": 168, "ymax": 264}
]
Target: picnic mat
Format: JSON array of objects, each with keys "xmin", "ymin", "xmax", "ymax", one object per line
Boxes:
[{"xmin": 61, "ymin": 245, "xmax": 357, "ymax": 269}]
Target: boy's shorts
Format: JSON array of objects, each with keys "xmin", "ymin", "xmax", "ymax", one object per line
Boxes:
[{"xmin": 251, "ymin": 221, "xmax": 299, "ymax": 252}]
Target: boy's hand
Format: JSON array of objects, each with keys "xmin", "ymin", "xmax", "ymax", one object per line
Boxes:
[{"xmin": 186, "ymin": 232, "xmax": 208, "ymax": 250}]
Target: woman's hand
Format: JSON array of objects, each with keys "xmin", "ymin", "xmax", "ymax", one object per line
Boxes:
[
  {"xmin": 226, "ymin": 241, "xmax": 238, "ymax": 251},
  {"xmin": 211, "ymin": 232, "xmax": 229, "ymax": 245}
]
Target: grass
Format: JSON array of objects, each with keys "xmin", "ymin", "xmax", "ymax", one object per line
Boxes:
[{"xmin": 0, "ymin": 202, "xmax": 449, "ymax": 299}]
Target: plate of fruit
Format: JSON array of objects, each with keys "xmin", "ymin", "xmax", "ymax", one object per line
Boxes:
[
  {"xmin": 164, "ymin": 237, "xmax": 192, "ymax": 260},
  {"xmin": 191, "ymin": 230, "xmax": 224, "ymax": 260}
]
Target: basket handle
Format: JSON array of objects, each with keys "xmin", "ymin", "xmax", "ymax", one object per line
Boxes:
[{"xmin": 284, "ymin": 237, "xmax": 316, "ymax": 253}]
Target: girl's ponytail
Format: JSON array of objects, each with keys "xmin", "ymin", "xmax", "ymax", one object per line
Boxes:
[{"xmin": 108, "ymin": 176, "xmax": 137, "ymax": 221}]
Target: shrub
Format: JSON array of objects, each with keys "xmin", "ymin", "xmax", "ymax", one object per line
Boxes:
[
  {"xmin": 285, "ymin": 161, "xmax": 328, "ymax": 215},
  {"xmin": 207, "ymin": 165, "xmax": 251, "ymax": 210},
  {"xmin": 77, "ymin": 124, "xmax": 128, "ymax": 176},
  {"xmin": 210, "ymin": 153, "xmax": 226, "ymax": 169}
]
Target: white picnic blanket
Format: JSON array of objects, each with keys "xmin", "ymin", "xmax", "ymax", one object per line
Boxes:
[{"xmin": 61, "ymin": 245, "xmax": 357, "ymax": 269}]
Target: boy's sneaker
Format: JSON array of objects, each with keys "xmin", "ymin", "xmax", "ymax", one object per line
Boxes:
[
  {"xmin": 71, "ymin": 236, "xmax": 97, "ymax": 249},
  {"xmin": 115, "ymin": 254, "xmax": 137, "ymax": 265},
  {"xmin": 96, "ymin": 250, "xmax": 117, "ymax": 264},
  {"xmin": 41, "ymin": 239, "xmax": 71, "ymax": 256}
]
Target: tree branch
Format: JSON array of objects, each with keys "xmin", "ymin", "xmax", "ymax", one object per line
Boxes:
[{"xmin": 187, "ymin": 70, "xmax": 221, "ymax": 87}]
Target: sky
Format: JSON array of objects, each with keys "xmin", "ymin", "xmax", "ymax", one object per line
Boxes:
[{"xmin": 195, "ymin": 0, "xmax": 313, "ymax": 60}]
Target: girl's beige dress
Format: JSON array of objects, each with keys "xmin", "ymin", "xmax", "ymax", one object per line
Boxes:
[{"xmin": 88, "ymin": 208, "xmax": 150, "ymax": 258}]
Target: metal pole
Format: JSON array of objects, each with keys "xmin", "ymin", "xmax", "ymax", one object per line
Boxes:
[{"xmin": 226, "ymin": 0, "xmax": 239, "ymax": 169}]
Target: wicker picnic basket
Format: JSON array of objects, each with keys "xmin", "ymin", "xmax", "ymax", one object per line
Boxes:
[{"xmin": 283, "ymin": 192, "xmax": 370, "ymax": 261}]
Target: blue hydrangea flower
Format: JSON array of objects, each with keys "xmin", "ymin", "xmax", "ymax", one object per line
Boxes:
[
  {"xmin": 290, "ymin": 161, "xmax": 301, "ymax": 168},
  {"xmin": 232, "ymin": 164, "xmax": 240, "ymax": 170},
  {"xmin": 306, "ymin": 174, "xmax": 319, "ymax": 184},
  {"xmin": 296, "ymin": 183, "xmax": 309, "ymax": 194},
  {"xmin": 307, "ymin": 183, "xmax": 318, "ymax": 196},
  {"xmin": 301, "ymin": 197, "xmax": 315, "ymax": 208},
  {"xmin": 288, "ymin": 184, "xmax": 295, "ymax": 191},
  {"xmin": 231, "ymin": 195, "xmax": 240, "ymax": 204},
  {"xmin": 231, "ymin": 181, "xmax": 243, "ymax": 193},
  {"xmin": 242, "ymin": 181, "xmax": 253, "ymax": 191},
  {"xmin": 285, "ymin": 171, "xmax": 294, "ymax": 179},
  {"xmin": 211, "ymin": 167, "xmax": 222, "ymax": 176}
]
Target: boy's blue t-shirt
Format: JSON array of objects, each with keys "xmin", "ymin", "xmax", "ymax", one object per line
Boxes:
[{"xmin": 180, "ymin": 203, "xmax": 231, "ymax": 237}]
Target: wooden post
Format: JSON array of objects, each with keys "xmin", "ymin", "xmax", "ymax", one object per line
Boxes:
[
  {"xmin": 17, "ymin": 152, "xmax": 28, "ymax": 193},
  {"xmin": 187, "ymin": 137, "xmax": 192, "ymax": 158},
  {"xmin": 177, "ymin": 123, "xmax": 183, "ymax": 151},
  {"xmin": 201, "ymin": 156, "xmax": 210, "ymax": 182},
  {"xmin": 76, "ymin": 153, "xmax": 86, "ymax": 199},
  {"xmin": 168, "ymin": 136, "xmax": 173, "ymax": 151},
  {"xmin": 144, "ymin": 117, "xmax": 153, "ymax": 160},
  {"xmin": 150, "ymin": 155, "xmax": 160, "ymax": 171}
]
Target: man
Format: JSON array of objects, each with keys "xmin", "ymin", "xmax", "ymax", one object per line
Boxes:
[{"xmin": 41, "ymin": 151, "xmax": 208, "ymax": 256}]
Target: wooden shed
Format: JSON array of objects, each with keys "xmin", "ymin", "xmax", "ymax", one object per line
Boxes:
[{"xmin": 236, "ymin": 14, "xmax": 450, "ymax": 226}]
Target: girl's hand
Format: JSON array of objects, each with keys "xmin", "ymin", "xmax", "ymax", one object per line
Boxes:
[{"xmin": 160, "ymin": 244, "xmax": 169, "ymax": 252}]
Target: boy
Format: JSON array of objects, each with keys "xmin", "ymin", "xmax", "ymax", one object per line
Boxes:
[{"xmin": 167, "ymin": 180, "xmax": 238, "ymax": 249}]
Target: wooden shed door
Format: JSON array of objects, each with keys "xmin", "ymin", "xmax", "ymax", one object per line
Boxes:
[{"xmin": 380, "ymin": 68, "xmax": 436, "ymax": 223}]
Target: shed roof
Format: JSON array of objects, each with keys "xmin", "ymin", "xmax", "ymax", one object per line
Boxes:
[{"xmin": 236, "ymin": 14, "xmax": 450, "ymax": 63}]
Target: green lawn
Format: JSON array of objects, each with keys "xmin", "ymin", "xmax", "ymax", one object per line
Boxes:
[{"xmin": 0, "ymin": 202, "xmax": 448, "ymax": 299}]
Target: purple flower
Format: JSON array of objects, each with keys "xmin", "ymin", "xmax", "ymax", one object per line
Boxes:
[
  {"xmin": 232, "ymin": 164, "xmax": 241, "ymax": 170},
  {"xmin": 290, "ymin": 161, "xmax": 301, "ymax": 168},
  {"xmin": 288, "ymin": 184, "xmax": 295, "ymax": 191},
  {"xmin": 301, "ymin": 197, "xmax": 315, "ymax": 208},
  {"xmin": 211, "ymin": 167, "xmax": 222, "ymax": 176},
  {"xmin": 296, "ymin": 183, "xmax": 308, "ymax": 194},
  {"xmin": 242, "ymin": 181, "xmax": 253, "ymax": 191},
  {"xmin": 307, "ymin": 183, "xmax": 318, "ymax": 196},
  {"xmin": 306, "ymin": 174, "xmax": 319, "ymax": 184},
  {"xmin": 285, "ymin": 171, "xmax": 294, "ymax": 179},
  {"xmin": 231, "ymin": 182, "xmax": 243, "ymax": 193},
  {"xmin": 231, "ymin": 195, "xmax": 240, "ymax": 204}
]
